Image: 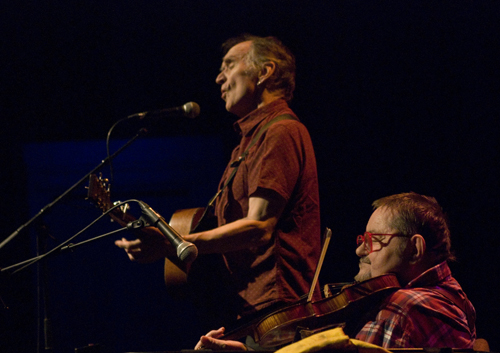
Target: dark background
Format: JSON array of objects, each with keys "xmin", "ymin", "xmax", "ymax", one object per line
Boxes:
[{"xmin": 1, "ymin": 1, "xmax": 499, "ymax": 352}]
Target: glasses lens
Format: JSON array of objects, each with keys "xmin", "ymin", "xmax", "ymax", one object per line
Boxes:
[{"xmin": 357, "ymin": 232, "xmax": 372, "ymax": 252}]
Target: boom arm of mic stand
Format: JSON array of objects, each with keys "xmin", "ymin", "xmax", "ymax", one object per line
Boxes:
[
  {"xmin": 59, "ymin": 218, "xmax": 146, "ymax": 252},
  {"xmin": 0, "ymin": 128, "xmax": 149, "ymax": 251},
  {"xmin": 0, "ymin": 219, "xmax": 146, "ymax": 273}
]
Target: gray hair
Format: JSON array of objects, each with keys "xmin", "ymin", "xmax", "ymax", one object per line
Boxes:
[{"xmin": 221, "ymin": 34, "xmax": 296, "ymax": 101}]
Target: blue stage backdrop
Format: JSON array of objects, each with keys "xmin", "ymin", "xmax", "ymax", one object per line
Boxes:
[{"xmin": 22, "ymin": 135, "xmax": 225, "ymax": 352}]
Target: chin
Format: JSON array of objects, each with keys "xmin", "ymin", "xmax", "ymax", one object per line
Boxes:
[{"xmin": 354, "ymin": 270, "xmax": 371, "ymax": 282}]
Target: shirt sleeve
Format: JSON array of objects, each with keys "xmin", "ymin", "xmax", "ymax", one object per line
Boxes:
[{"xmin": 246, "ymin": 121, "xmax": 308, "ymax": 201}]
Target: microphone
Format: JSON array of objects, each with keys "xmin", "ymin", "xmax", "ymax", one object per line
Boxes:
[
  {"xmin": 128, "ymin": 101, "xmax": 200, "ymax": 120},
  {"xmin": 138, "ymin": 201, "xmax": 198, "ymax": 263}
]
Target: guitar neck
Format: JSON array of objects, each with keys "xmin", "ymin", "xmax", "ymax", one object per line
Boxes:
[{"xmin": 108, "ymin": 208, "xmax": 137, "ymax": 228}]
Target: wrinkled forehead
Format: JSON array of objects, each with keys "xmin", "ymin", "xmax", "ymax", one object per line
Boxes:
[
  {"xmin": 221, "ymin": 41, "xmax": 252, "ymax": 62},
  {"xmin": 367, "ymin": 207, "xmax": 396, "ymax": 233}
]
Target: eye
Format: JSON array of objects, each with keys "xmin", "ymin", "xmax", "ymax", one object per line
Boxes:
[{"xmin": 220, "ymin": 64, "xmax": 232, "ymax": 74}]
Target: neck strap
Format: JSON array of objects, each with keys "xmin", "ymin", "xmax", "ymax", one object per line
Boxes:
[{"xmin": 207, "ymin": 114, "xmax": 296, "ymax": 208}]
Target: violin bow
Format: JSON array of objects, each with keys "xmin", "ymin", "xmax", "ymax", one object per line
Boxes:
[{"xmin": 307, "ymin": 227, "xmax": 332, "ymax": 302}]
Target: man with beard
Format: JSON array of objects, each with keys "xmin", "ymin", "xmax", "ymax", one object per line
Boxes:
[{"xmin": 195, "ymin": 192, "xmax": 476, "ymax": 350}]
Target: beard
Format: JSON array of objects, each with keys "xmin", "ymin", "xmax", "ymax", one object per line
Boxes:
[
  {"xmin": 354, "ymin": 270, "xmax": 371, "ymax": 282},
  {"xmin": 354, "ymin": 257, "xmax": 371, "ymax": 282}
]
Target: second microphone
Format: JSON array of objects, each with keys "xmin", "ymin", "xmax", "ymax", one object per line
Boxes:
[{"xmin": 138, "ymin": 201, "xmax": 198, "ymax": 263}]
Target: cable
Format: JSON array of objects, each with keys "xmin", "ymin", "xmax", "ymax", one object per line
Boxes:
[{"xmin": 10, "ymin": 199, "xmax": 141, "ymax": 275}]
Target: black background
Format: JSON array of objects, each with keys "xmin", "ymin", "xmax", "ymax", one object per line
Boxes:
[{"xmin": 1, "ymin": 1, "xmax": 499, "ymax": 352}]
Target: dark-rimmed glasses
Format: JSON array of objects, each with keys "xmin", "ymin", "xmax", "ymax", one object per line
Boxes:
[{"xmin": 357, "ymin": 232, "xmax": 407, "ymax": 254}]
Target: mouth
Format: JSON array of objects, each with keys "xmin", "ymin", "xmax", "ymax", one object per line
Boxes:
[
  {"xmin": 359, "ymin": 257, "xmax": 371, "ymax": 265},
  {"xmin": 221, "ymin": 87, "xmax": 228, "ymax": 100}
]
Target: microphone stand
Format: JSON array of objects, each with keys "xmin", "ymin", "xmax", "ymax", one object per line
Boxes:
[
  {"xmin": 0, "ymin": 127, "xmax": 148, "ymax": 251},
  {"xmin": 36, "ymin": 220, "xmax": 54, "ymax": 352},
  {"xmin": 1, "ymin": 222, "xmax": 144, "ymax": 273},
  {"xmin": 0, "ymin": 218, "xmax": 145, "ymax": 353},
  {"xmin": 0, "ymin": 126, "xmax": 148, "ymax": 353}
]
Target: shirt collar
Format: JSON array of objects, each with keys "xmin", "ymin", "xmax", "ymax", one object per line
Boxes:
[
  {"xmin": 233, "ymin": 99, "xmax": 288, "ymax": 137},
  {"xmin": 406, "ymin": 261, "xmax": 452, "ymax": 288}
]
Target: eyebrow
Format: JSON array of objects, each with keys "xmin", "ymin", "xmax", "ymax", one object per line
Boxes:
[{"xmin": 219, "ymin": 54, "xmax": 243, "ymax": 71}]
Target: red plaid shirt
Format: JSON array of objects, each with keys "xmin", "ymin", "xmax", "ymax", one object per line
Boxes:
[{"xmin": 355, "ymin": 261, "xmax": 476, "ymax": 348}]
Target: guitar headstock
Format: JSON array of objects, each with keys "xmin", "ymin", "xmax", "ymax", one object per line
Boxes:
[
  {"xmin": 87, "ymin": 173, "xmax": 112, "ymax": 212},
  {"xmin": 86, "ymin": 173, "xmax": 134, "ymax": 226}
]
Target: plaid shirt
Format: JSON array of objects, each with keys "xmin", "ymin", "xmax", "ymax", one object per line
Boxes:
[{"xmin": 355, "ymin": 261, "xmax": 476, "ymax": 348}]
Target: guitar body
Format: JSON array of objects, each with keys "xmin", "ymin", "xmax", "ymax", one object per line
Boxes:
[
  {"xmin": 166, "ymin": 206, "xmax": 240, "ymax": 331},
  {"xmin": 169, "ymin": 207, "xmax": 208, "ymax": 235},
  {"xmin": 164, "ymin": 207, "xmax": 209, "ymax": 287}
]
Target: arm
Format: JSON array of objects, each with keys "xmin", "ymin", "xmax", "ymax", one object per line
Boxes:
[
  {"xmin": 116, "ymin": 188, "xmax": 286, "ymax": 285},
  {"xmin": 162, "ymin": 188, "xmax": 286, "ymax": 287},
  {"xmin": 117, "ymin": 121, "xmax": 301, "ymax": 269},
  {"xmin": 184, "ymin": 188, "xmax": 286, "ymax": 254}
]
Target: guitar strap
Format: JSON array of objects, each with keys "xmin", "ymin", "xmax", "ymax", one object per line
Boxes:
[{"xmin": 192, "ymin": 114, "xmax": 296, "ymax": 232}]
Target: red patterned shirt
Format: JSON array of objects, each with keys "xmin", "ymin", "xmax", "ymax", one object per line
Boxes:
[
  {"xmin": 355, "ymin": 261, "xmax": 476, "ymax": 348},
  {"xmin": 215, "ymin": 99, "xmax": 321, "ymax": 318}
]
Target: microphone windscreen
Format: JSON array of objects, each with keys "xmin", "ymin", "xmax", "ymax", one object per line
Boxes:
[
  {"xmin": 183, "ymin": 102, "xmax": 200, "ymax": 119},
  {"xmin": 177, "ymin": 242, "xmax": 198, "ymax": 263}
]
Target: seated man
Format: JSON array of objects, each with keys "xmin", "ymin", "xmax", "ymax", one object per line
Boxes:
[{"xmin": 195, "ymin": 192, "xmax": 476, "ymax": 350}]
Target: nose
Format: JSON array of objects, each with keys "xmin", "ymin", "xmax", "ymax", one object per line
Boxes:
[
  {"xmin": 216, "ymin": 71, "xmax": 225, "ymax": 85},
  {"xmin": 356, "ymin": 242, "xmax": 369, "ymax": 257}
]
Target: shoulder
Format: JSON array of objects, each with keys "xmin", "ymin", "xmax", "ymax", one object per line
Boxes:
[
  {"xmin": 381, "ymin": 286, "xmax": 469, "ymax": 323},
  {"xmin": 384, "ymin": 287, "xmax": 452, "ymax": 309},
  {"xmin": 265, "ymin": 115, "xmax": 311, "ymax": 141},
  {"xmin": 377, "ymin": 289, "xmax": 424, "ymax": 317}
]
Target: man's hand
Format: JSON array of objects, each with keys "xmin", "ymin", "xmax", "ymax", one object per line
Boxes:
[
  {"xmin": 114, "ymin": 227, "xmax": 173, "ymax": 263},
  {"xmin": 194, "ymin": 327, "xmax": 247, "ymax": 351}
]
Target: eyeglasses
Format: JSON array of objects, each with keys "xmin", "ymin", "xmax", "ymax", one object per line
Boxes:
[{"xmin": 356, "ymin": 232, "xmax": 407, "ymax": 254}]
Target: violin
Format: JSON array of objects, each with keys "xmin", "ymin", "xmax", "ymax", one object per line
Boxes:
[{"xmin": 223, "ymin": 274, "xmax": 401, "ymax": 348}]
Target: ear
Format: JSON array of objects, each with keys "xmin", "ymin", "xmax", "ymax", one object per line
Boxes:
[
  {"xmin": 408, "ymin": 234, "xmax": 426, "ymax": 265},
  {"xmin": 257, "ymin": 61, "xmax": 276, "ymax": 85}
]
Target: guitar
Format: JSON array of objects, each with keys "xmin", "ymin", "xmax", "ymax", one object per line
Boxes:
[{"xmin": 86, "ymin": 173, "xmax": 216, "ymax": 286}]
